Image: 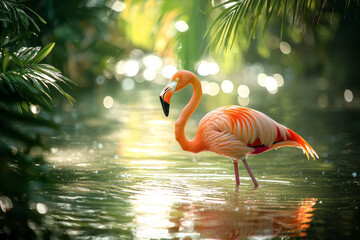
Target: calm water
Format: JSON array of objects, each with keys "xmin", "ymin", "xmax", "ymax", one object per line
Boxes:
[{"xmin": 45, "ymin": 85, "xmax": 360, "ymax": 239}]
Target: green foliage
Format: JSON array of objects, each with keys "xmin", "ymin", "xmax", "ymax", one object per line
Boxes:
[
  {"xmin": 28, "ymin": 0, "xmax": 124, "ymax": 86},
  {"xmin": 207, "ymin": 0, "xmax": 353, "ymax": 53},
  {"xmin": 0, "ymin": 0, "xmax": 75, "ymax": 238},
  {"xmin": 0, "ymin": 44, "xmax": 75, "ymax": 111},
  {"xmin": 123, "ymin": 0, "xmax": 358, "ymax": 74},
  {"xmin": 120, "ymin": 0, "xmax": 210, "ymax": 71},
  {"xmin": 177, "ymin": 0, "xmax": 210, "ymax": 70},
  {"xmin": 0, "ymin": 0, "xmax": 45, "ymax": 35}
]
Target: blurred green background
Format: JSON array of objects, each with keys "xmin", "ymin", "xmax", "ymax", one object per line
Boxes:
[{"xmin": 1, "ymin": 0, "xmax": 359, "ymax": 239}]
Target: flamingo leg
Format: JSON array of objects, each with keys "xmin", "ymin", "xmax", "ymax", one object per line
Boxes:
[
  {"xmin": 233, "ymin": 161, "xmax": 240, "ymax": 185},
  {"xmin": 242, "ymin": 159, "xmax": 259, "ymax": 187}
]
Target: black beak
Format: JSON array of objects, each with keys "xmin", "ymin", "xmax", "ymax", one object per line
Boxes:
[{"xmin": 159, "ymin": 96, "xmax": 169, "ymax": 117}]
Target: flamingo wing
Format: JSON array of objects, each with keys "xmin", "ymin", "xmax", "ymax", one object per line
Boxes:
[
  {"xmin": 201, "ymin": 128, "xmax": 254, "ymax": 159},
  {"xmin": 198, "ymin": 106, "xmax": 318, "ymax": 160}
]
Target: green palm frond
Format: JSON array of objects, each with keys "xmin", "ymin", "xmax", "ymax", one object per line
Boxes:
[
  {"xmin": 207, "ymin": 0, "xmax": 353, "ymax": 52},
  {"xmin": 0, "ymin": 42, "xmax": 75, "ymax": 152},
  {"xmin": 0, "ymin": 43, "xmax": 76, "ymax": 112},
  {"xmin": 0, "ymin": 1, "xmax": 75, "ymax": 238},
  {"xmin": 0, "ymin": 0, "xmax": 45, "ymax": 36},
  {"xmin": 0, "ymin": 0, "xmax": 76, "ymax": 147}
]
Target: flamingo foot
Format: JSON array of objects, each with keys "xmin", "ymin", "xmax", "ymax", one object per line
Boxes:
[
  {"xmin": 242, "ymin": 158, "xmax": 259, "ymax": 187},
  {"xmin": 233, "ymin": 161, "xmax": 240, "ymax": 185}
]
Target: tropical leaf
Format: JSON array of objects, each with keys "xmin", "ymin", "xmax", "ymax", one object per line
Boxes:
[
  {"xmin": 30, "ymin": 42, "xmax": 55, "ymax": 64},
  {"xmin": 0, "ymin": 1, "xmax": 74, "ymax": 239},
  {"xmin": 24, "ymin": 5, "xmax": 47, "ymax": 24},
  {"xmin": 2, "ymin": 49, "xmax": 9, "ymax": 72},
  {"xmin": 0, "ymin": 44, "xmax": 76, "ymax": 110},
  {"xmin": 207, "ymin": 0, "xmax": 355, "ymax": 53},
  {"xmin": 3, "ymin": 31, "xmax": 37, "ymax": 48},
  {"xmin": 0, "ymin": 0, "xmax": 43, "ymax": 35}
]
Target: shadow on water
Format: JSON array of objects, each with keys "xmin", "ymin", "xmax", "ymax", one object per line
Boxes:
[{"xmin": 45, "ymin": 86, "xmax": 360, "ymax": 239}]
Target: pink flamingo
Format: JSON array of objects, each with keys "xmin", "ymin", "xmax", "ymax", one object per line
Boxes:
[{"xmin": 159, "ymin": 70, "xmax": 318, "ymax": 186}]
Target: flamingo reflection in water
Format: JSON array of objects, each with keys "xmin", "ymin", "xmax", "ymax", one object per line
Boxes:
[
  {"xmin": 168, "ymin": 198, "xmax": 317, "ymax": 239},
  {"xmin": 160, "ymin": 70, "xmax": 318, "ymax": 186}
]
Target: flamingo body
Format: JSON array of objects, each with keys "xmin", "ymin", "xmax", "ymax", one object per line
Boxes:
[
  {"xmin": 159, "ymin": 70, "xmax": 318, "ymax": 186},
  {"xmin": 197, "ymin": 105, "xmax": 317, "ymax": 160}
]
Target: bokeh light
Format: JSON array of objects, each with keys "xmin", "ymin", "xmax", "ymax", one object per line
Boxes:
[
  {"xmin": 103, "ymin": 96, "xmax": 114, "ymax": 109},
  {"xmin": 257, "ymin": 73, "xmax": 267, "ymax": 87},
  {"xmin": 238, "ymin": 96, "xmax": 250, "ymax": 106},
  {"xmin": 0, "ymin": 196, "xmax": 13, "ymax": 212},
  {"xmin": 237, "ymin": 85, "xmax": 250, "ymax": 98},
  {"xmin": 280, "ymin": 41, "xmax": 291, "ymax": 54},
  {"xmin": 273, "ymin": 73, "xmax": 284, "ymax": 87},
  {"xmin": 196, "ymin": 61, "xmax": 219, "ymax": 76},
  {"xmin": 344, "ymin": 89, "xmax": 353, "ymax": 102},
  {"xmin": 201, "ymin": 81, "xmax": 208, "ymax": 93},
  {"xmin": 161, "ymin": 65, "xmax": 177, "ymax": 78},
  {"xmin": 110, "ymin": 0, "xmax": 127, "ymax": 12},
  {"xmin": 124, "ymin": 60, "xmax": 140, "ymax": 77},
  {"xmin": 96, "ymin": 75, "xmax": 106, "ymax": 85},
  {"xmin": 143, "ymin": 68, "xmax": 156, "ymax": 81},
  {"xmin": 269, "ymin": 88, "xmax": 278, "ymax": 94},
  {"xmin": 143, "ymin": 55, "xmax": 163, "ymax": 69},
  {"xmin": 30, "ymin": 104, "xmax": 40, "ymax": 114},
  {"xmin": 174, "ymin": 20, "xmax": 189, "ymax": 32},
  {"xmin": 221, "ymin": 80, "xmax": 234, "ymax": 93},
  {"xmin": 122, "ymin": 78, "xmax": 135, "ymax": 91},
  {"xmin": 265, "ymin": 76, "xmax": 278, "ymax": 92},
  {"xmin": 197, "ymin": 61, "xmax": 208, "ymax": 76},
  {"xmin": 115, "ymin": 60, "xmax": 125, "ymax": 74},
  {"xmin": 205, "ymin": 82, "xmax": 220, "ymax": 96},
  {"xmin": 36, "ymin": 203, "xmax": 48, "ymax": 214},
  {"xmin": 207, "ymin": 62, "xmax": 220, "ymax": 75}
]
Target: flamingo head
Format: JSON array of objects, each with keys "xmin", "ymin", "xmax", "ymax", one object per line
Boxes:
[{"xmin": 159, "ymin": 70, "xmax": 193, "ymax": 117}]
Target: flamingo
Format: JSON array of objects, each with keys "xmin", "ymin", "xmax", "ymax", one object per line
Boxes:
[{"xmin": 159, "ymin": 70, "xmax": 318, "ymax": 187}]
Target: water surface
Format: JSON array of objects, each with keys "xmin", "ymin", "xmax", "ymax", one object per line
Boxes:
[{"xmin": 45, "ymin": 86, "xmax": 360, "ymax": 239}]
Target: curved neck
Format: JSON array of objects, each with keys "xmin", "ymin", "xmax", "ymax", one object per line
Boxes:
[{"xmin": 174, "ymin": 75, "xmax": 204, "ymax": 153}]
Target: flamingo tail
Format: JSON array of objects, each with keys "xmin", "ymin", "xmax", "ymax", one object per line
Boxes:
[{"xmin": 287, "ymin": 129, "xmax": 318, "ymax": 160}]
